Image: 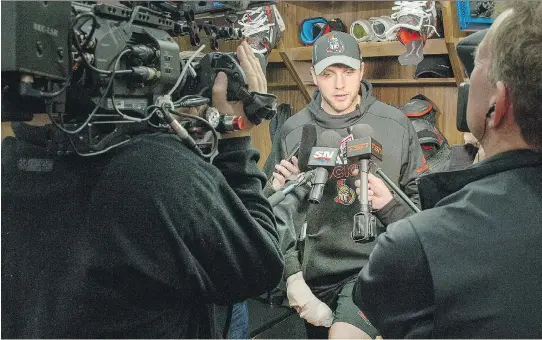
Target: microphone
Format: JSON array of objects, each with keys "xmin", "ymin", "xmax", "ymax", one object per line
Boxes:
[
  {"xmin": 350, "ymin": 124, "xmax": 421, "ymax": 214},
  {"xmin": 275, "ymin": 123, "xmax": 317, "ymax": 168},
  {"xmin": 267, "ymin": 124, "xmax": 318, "ymax": 207},
  {"xmin": 306, "ymin": 130, "xmax": 343, "ymax": 204},
  {"xmin": 297, "ymin": 124, "xmax": 318, "ymax": 172},
  {"xmin": 268, "ymin": 169, "xmax": 316, "ymax": 207},
  {"xmin": 347, "ymin": 124, "xmax": 382, "ymax": 243}
]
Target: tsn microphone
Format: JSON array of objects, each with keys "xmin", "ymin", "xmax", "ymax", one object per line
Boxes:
[
  {"xmin": 350, "ymin": 124, "xmax": 421, "ymax": 214},
  {"xmin": 346, "ymin": 124, "xmax": 382, "ymax": 243},
  {"xmin": 306, "ymin": 130, "xmax": 343, "ymax": 204}
]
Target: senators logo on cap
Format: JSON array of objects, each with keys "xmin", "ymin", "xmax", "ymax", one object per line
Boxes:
[{"xmin": 327, "ymin": 34, "xmax": 345, "ymax": 53}]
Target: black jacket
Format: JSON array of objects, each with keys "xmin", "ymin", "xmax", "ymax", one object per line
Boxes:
[
  {"xmin": 353, "ymin": 149, "xmax": 542, "ymax": 338},
  {"xmin": 1, "ymin": 124, "xmax": 284, "ymax": 338}
]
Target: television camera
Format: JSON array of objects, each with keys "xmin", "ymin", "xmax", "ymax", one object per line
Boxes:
[{"xmin": 1, "ymin": 1, "xmax": 277, "ymax": 158}]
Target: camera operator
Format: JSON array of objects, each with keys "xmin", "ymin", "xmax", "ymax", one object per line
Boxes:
[
  {"xmin": 1, "ymin": 41, "xmax": 284, "ymax": 338},
  {"xmin": 352, "ymin": 2, "xmax": 542, "ymax": 337}
]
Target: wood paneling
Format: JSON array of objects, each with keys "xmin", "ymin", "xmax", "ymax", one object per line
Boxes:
[
  {"xmin": 1, "ymin": 122, "xmax": 14, "ymax": 139},
  {"xmin": 447, "ymin": 41, "xmax": 468, "ymax": 85},
  {"xmin": 280, "ymin": 51, "xmax": 313, "ymax": 102},
  {"xmin": 266, "ymin": 63, "xmax": 312, "ymax": 113}
]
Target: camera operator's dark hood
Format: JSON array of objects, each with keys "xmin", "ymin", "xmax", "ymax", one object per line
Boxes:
[{"xmin": 456, "ymin": 29, "xmax": 488, "ymax": 77}]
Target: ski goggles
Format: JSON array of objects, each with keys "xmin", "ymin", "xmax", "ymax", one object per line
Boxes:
[{"xmin": 300, "ymin": 17, "xmax": 330, "ymax": 45}]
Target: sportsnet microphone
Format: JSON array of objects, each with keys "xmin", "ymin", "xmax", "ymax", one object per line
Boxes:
[
  {"xmin": 306, "ymin": 130, "xmax": 343, "ymax": 204},
  {"xmin": 268, "ymin": 124, "xmax": 318, "ymax": 207},
  {"xmin": 346, "ymin": 124, "xmax": 382, "ymax": 243}
]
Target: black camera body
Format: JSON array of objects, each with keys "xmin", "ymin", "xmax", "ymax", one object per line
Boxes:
[
  {"xmin": 1, "ymin": 1, "xmax": 72, "ymax": 121},
  {"xmin": 1, "ymin": 1, "xmax": 274, "ymax": 121},
  {"xmin": 1, "ymin": 1, "xmax": 277, "ymax": 156},
  {"xmin": 70, "ymin": 2, "xmax": 182, "ymax": 117},
  {"xmin": 67, "ymin": 3, "xmax": 181, "ymax": 116},
  {"xmin": 1, "ymin": 1, "xmax": 182, "ymax": 121},
  {"xmin": 181, "ymin": 52, "xmax": 267, "ymax": 102}
]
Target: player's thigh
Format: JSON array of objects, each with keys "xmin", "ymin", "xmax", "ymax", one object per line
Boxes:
[{"xmin": 330, "ymin": 281, "xmax": 379, "ymax": 339}]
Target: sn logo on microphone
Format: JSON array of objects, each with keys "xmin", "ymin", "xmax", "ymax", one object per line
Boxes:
[
  {"xmin": 308, "ymin": 147, "xmax": 339, "ymax": 168},
  {"xmin": 313, "ymin": 150, "xmax": 336, "ymax": 162}
]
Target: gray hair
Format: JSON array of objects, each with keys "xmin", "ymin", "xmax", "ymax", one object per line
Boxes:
[{"xmin": 487, "ymin": 1, "xmax": 542, "ymax": 150}]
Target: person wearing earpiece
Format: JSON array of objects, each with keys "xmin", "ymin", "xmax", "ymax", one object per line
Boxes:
[{"xmin": 352, "ymin": 2, "xmax": 542, "ymax": 338}]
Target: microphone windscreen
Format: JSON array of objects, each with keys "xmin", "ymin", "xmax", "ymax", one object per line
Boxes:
[
  {"xmin": 317, "ymin": 130, "xmax": 343, "ymax": 148},
  {"xmin": 351, "ymin": 124, "xmax": 374, "ymax": 138},
  {"xmin": 298, "ymin": 124, "xmax": 318, "ymax": 172}
]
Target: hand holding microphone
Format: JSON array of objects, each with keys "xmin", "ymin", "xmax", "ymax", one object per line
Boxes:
[
  {"xmin": 272, "ymin": 156, "xmax": 300, "ymax": 191},
  {"xmin": 346, "ymin": 124, "xmax": 382, "ymax": 243},
  {"xmin": 352, "ymin": 170, "xmax": 393, "ymax": 210},
  {"xmin": 267, "ymin": 124, "xmax": 318, "ymax": 206},
  {"xmin": 271, "ymin": 124, "xmax": 318, "ymax": 192},
  {"xmin": 348, "ymin": 123, "xmax": 420, "ymax": 227}
]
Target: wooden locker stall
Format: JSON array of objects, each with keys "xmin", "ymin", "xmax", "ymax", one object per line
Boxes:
[{"xmin": 177, "ymin": 1, "xmax": 469, "ymax": 167}]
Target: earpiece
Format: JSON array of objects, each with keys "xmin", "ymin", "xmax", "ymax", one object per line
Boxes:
[
  {"xmin": 479, "ymin": 103, "xmax": 496, "ymax": 142},
  {"xmin": 486, "ymin": 103, "xmax": 496, "ymax": 117}
]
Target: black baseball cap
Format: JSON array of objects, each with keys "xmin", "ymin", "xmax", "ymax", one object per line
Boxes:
[{"xmin": 415, "ymin": 55, "xmax": 453, "ymax": 78}]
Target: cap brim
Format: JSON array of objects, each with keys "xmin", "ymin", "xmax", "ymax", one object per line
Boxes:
[
  {"xmin": 415, "ymin": 70, "xmax": 451, "ymax": 78},
  {"xmin": 313, "ymin": 56, "xmax": 361, "ymax": 75}
]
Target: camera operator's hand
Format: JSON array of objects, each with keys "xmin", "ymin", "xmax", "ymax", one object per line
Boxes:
[
  {"xmin": 272, "ymin": 156, "xmax": 300, "ymax": 191},
  {"xmin": 212, "ymin": 41, "xmax": 267, "ymax": 139},
  {"xmin": 175, "ymin": 106, "xmax": 207, "ymax": 117},
  {"xmin": 353, "ymin": 169, "xmax": 393, "ymax": 210}
]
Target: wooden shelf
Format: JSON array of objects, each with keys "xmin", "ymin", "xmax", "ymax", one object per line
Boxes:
[
  {"xmin": 268, "ymin": 39, "xmax": 448, "ymax": 62},
  {"xmin": 267, "ymin": 82, "xmax": 299, "ymax": 88},
  {"xmin": 297, "ymin": 78, "xmax": 456, "ymax": 86},
  {"xmin": 268, "ymin": 52, "xmax": 284, "ymax": 63},
  {"xmin": 368, "ymin": 78, "xmax": 457, "ymax": 85}
]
